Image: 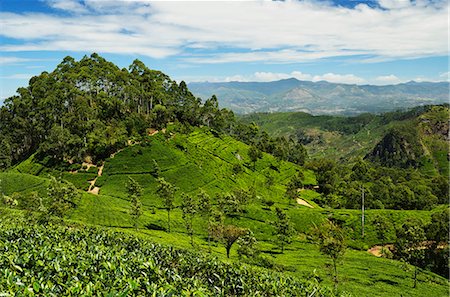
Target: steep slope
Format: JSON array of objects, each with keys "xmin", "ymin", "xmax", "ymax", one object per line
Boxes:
[{"xmin": 240, "ymin": 105, "xmax": 449, "ymax": 176}]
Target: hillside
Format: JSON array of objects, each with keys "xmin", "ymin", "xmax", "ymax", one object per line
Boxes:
[
  {"xmin": 2, "ymin": 126, "xmax": 449, "ymax": 296},
  {"xmin": 0, "ymin": 55, "xmax": 448, "ymax": 297},
  {"xmin": 188, "ymin": 79, "xmax": 450, "ymax": 115},
  {"xmin": 240, "ymin": 105, "xmax": 449, "ymax": 177}
]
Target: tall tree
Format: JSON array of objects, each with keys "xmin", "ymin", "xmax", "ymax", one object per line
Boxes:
[
  {"xmin": 274, "ymin": 207, "xmax": 295, "ymax": 253},
  {"xmin": 156, "ymin": 177, "xmax": 176, "ymax": 232},
  {"xmin": 221, "ymin": 225, "xmax": 246, "ymax": 258},
  {"xmin": 285, "ymin": 172, "xmax": 304, "ymax": 202},
  {"xmin": 181, "ymin": 192, "xmax": 197, "ymax": 246},
  {"xmin": 126, "ymin": 177, "xmax": 143, "ymax": 230},
  {"xmin": 395, "ymin": 219, "xmax": 427, "ymax": 288},
  {"xmin": 248, "ymin": 145, "xmax": 262, "ymax": 170},
  {"xmin": 237, "ymin": 229, "xmax": 258, "ymax": 259},
  {"xmin": 312, "ymin": 220, "xmax": 346, "ymax": 292},
  {"xmin": 47, "ymin": 176, "xmax": 80, "ymax": 218},
  {"xmin": 372, "ymin": 214, "xmax": 392, "ymax": 247},
  {"xmin": 197, "ymin": 190, "xmax": 212, "ymax": 248}
]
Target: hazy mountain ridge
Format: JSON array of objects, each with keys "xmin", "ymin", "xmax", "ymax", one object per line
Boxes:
[{"xmin": 188, "ymin": 79, "xmax": 450, "ymax": 115}]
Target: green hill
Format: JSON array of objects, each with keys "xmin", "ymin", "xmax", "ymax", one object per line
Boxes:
[
  {"xmin": 0, "ymin": 55, "xmax": 448, "ymax": 297},
  {"xmin": 2, "ymin": 126, "xmax": 448, "ymax": 297},
  {"xmin": 240, "ymin": 105, "xmax": 449, "ymax": 176}
]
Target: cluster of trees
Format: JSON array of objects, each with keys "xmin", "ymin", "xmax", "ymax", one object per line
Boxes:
[
  {"xmin": 1, "ymin": 176, "xmax": 80, "ymax": 222},
  {"xmin": 0, "ymin": 54, "xmax": 307, "ymax": 171},
  {"xmin": 0, "ymin": 54, "xmax": 232, "ymax": 167},
  {"xmin": 309, "ymin": 157, "xmax": 447, "ymax": 210},
  {"xmin": 125, "ymin": 176, "xmax": 300, "ymax": 259},
  {"xmin": 371, "ymin": 208, "xmax": 449, "ymax": 282},
  {"xmin": 235, "ymin": 123, "xmax": 307, "ymax": 166}
]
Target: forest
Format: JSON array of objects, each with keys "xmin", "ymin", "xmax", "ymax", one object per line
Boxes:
[{"xmin": 0, "ymin": 54, "xmax": 448, "ymax": 296}]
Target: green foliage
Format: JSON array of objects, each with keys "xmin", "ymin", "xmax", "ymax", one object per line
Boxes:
[
  {"xmin": 312, "ymin": 220, "xmax": 346, "ymax": 292},
  {"xmin": 1, "ymin": 54, "xmax": 241, "ymax": 167},
  {"xmin": 286, "ymin": 171, "xmax": 304, "ymax": 201},
  {"xmin": 181, "ymin": 192, "xmax": 197, "ymax": 246},
  {"xmin": 47, "ymin": 176, "xmax": 80, "ymax": 217},
  {"xmin": 394, "ymin": 219, "xmax": 427, "ymax": 288},
  {"xmin": 221, "ymin": 225, "xmax": 247, "ymax": 258},
  {"xmin": 0, "ymin": 138, "xmax": 11, "ymax": 170},
  {"xmin": 156, "ymin": 177, "xmax": 176, "ymax": 232},
  {"xmin": 248, "ymin": 145, "xmax": 262, "ymax": 169},
  {"xmin": 0, "ymin": 219, "xmax": 334, "ymax": 296},
  {"xmin": 371, "ymin": 215, "xmax": 392, "ymax": 246},
  {"xmin": 126, "ymin": 177, "xmax": 143, "ymax": 229},
  {"xmin": 274, "ymin": 207, "xmax": 295, "ymax": 253},
  {"xmin": 237, "ymin": 229, "xmax": 258, "ymax": 259}
]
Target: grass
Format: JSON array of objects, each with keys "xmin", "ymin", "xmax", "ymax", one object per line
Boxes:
[{"xmin": 5, "ymin": 127, "xmax": 449, "ymax": 297}]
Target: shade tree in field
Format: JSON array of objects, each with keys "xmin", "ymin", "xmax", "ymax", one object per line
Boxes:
[
  {"xmin": 221, "ymin": 225, "xmax": 247, "ymax": 258},
  {"xmin": 150, "ymin": 159, "xmax": 160, "ymax": 178},
  {"xmin": 156, "ymin": 177, "xmax": 176, "ymax": 233},
  {"xmin": 285, "ymin": 171, "xmax": 304, "ymax": 202},
  {"xmin": 237, "ymin": 229, "xmax": 258, "ymax": 259},
  {"xmin": 47, "ymin": 176, "xmax": 80, "ymax": 218},
  {"xmin": 181, "ymin": 192, "xmax": 198, "ymax": 246},
  {"xmin": 248, "ymin": 145, "xmax": 262, "ymax": 170},
  {"xmin": 394, "ymin": 219, "xmax": 426, "ymax": 288},
  {"xmin": 217, "ymin": 193, "xmax": 240, "ymax": 216},
  {"xmin": 425, "ymin": 208, "xmax": 450, "ymax": 278},
  {"xmin": 197, "ymin": 190, "xmax": 212, "ymax": 248},
  {"xmin": 126, "ymin": 176, "xmax": 143, "ymax": 229},
  {"xmin": 372, "ymin": 214, "xmax": 392, "ymax": 247},
  {"xmin": 312, "ymin": 220, "xmax": 346, "ymax": 292},
  {"xmin": 274, "ymin": 207, "xmax": 295, "ymax": 253}
]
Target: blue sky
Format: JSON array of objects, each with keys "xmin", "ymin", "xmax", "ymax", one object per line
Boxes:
[{"xmin": 0, "ymin": 0, "xmax": 448, "ymax": 101}]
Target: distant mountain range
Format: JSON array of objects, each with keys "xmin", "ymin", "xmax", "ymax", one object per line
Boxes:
[{"xmin": 188, "ymin": 79, "xmax": 450, "ymax": 115}]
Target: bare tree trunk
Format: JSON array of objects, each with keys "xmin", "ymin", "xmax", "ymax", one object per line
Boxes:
[
  {"xmin": 333, "ymin": 258, "xmax": 338, "ymax": 292},
  {"xmin": 413, "ymin": 266, "xmax": 417, "ymax": 288},
  {"xmin": 167, "ymin": 209, "xmax": 171, "ymax": 233}
]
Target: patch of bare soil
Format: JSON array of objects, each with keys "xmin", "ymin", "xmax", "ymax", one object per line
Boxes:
[
  {"xmin": 296, "ymin": 198, "xmax": 314, "ymax": 208},
  {"xmin": 368, "ymin": 245, "xmax": 394, "ymax": 257}
]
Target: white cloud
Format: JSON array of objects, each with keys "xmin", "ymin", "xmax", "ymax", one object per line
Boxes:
[
  {"xmin": 312, "ymin": 73, "xmax": 366, "ymax": 84},
  {"xmin": 439, "ymin": 72, "xmax": 450, "ymax": 81},
  {"xmin": 0, "ymin": 74, "xmax": 34, "ymax": 80},
  {"xmin": 0, "ymin": 57, "xmax": 33, "ymax": 65},
  {"xmin": 0, "ymin": 0, "xmax": 447, "ymax": 63},
  {"xmin": 374, "ymin": 74, "xmax": 402, "ymax": 84},
  {"xmin": 46, "ymin": 0, "xmax": 89, "ymax": 14}
]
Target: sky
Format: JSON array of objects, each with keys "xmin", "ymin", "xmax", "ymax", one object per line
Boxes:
[{"xmin": 0, "ymin": 0, "xmax": 448, "ymax": 101}]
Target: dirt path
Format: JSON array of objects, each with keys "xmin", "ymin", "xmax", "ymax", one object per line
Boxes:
[
  {"xmin": 368, "ymin": 242, "xmax": 447, "ymax": 257},
  {"xmin": 87, "ymin": 164, "xmax": 104, "ymax": 195},
  {"xmin": 296, "ymin": 198, "xmax": 314, "ymax": 208},
  {"xmin": 368, "ymin": 244, "xmax": 394, "ymax": 257}
]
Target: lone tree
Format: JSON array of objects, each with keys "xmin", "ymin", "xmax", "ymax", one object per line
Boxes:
[
  {"xmin": 126, "ymin": 177, "xmax": 143, "ymax": 229},
  {"xmin": 197, "ymin": 190, "xmax": 212, "ymax": 248},
  {"xmin": 237, "ymin": 229, "xmax": 258, "ymax": 259},
  {"xmin": 47, "ymin": 176, "xmax": 80, "ymax": 218},
  {"xmin": 372, "ymin": 214, "xmax": 392, "ymax": 247},
  {"xmin": 181, "ymin": 192, "xmax": 197, "ymax": 246},
  {"xmin": 312, "ymin": 220, "xmax": 346, "ymax": 292},
  {"xmin": 274, "ymin": 207, "xmax": 295, "ymax": 253},
  {"xmin": 395, "ymin": 219, "xmax": 426, "ymax": 288},
  {"xmin": 285, "ymin": 172, "xmax": 304, "ymax": 202},
  {"xmin": 221, "ymin": 225, "xmax": 246, "ymax": 258},
  {"xmin": 150, "ymin": 159, "xmax": 160, "ymax": 178},
  {"xmin": 156, "ymin": 177, "xmax": 176, "ymax": 232},
  {"xmin": 248, "ymin": 145, "xmax": 262, "ymax": 170}
]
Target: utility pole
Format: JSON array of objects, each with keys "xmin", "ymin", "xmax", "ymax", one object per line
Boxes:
[{"xmin": 362, "ymin": 186, "xmax": 365, "ymax": 238}]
